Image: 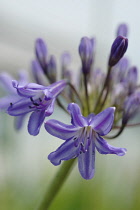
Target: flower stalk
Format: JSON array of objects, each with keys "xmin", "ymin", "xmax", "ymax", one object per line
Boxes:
[{"xmin": 36, "ymin": 159, "xmax": 76, "ymax": 210}]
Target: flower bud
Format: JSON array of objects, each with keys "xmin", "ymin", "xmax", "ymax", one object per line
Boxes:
[
  {"xmin": 122, "ymin": 92, "xmax": 140, "ymax": 124},
  {"xmin": 116, "ymin": 23, "xmax": 128, "ymax": 37},
  {"xmin": 47, "ymin": 55, "xmax": 57, "ymax": 83},
  {"xmin": 126, "ymin": 66, "xmax": 138, "ymax": 94},
  {"xmin": 35, "ymin": 38, "xmax": 47, "ymax": 69},
  {"xmin": 79, "ymin": 37, "xmax": 94, "ymax": 74},
  {"xmin": 108, "ymin": 36, "xmax": 128, "ymax": 67},
  {"xmin": 31, "ymin": 60, "xmax": 47, "ymax": 85}
]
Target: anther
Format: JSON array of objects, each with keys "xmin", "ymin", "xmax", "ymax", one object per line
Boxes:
[{"xmin": 10, "ymin": 103, "xmax": 13, "ymax": 106}]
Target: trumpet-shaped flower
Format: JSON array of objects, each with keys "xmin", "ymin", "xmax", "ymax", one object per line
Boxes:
[
  {"xmin": 45, "ymin": 103, "xmax": 127, "ymax": 179},
  {"xmin": 8, "ymin": 80, "xmax": 66, "ymax": 136}
]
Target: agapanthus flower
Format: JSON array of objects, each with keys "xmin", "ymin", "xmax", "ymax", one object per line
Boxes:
[
  {"xmin": 45, "ymin": 103, "xmax": 127, "ymax": 179},
  {"xmin": 0, "ymin": 71, "xmax": 28, "ymax": 130},
  {"xmin": 8, "ymin": 80, "xmax": 66, "ymax": 136}
]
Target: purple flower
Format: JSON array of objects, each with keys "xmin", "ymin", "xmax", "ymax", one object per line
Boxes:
[
  {"xmin": 116, "ymin": 23, "xmax": 128, "ymax": 37},
  {"xmin": 45, "ymin": 103, "xmax": 126, "ymax": 179},
  {"xmin": 8, "ymin": 80, "xmax": 66, "ymax": 136},
  {"xmin": 79, "ymin": 37, "xmax": 95, "ymax": 74},
  {"xmin": 109, "ymin": 36, "xmax": 128, "ymax": 67},
  {"xmin": 0, "ymin": 72, "xmax": 28, "ymax": 130}
]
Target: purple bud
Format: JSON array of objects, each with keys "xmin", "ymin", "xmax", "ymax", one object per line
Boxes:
[
  {"xmin": 61, "ymin": 52, "xmax": 71, "ymax": 67},
  {"xmin": 79, "ymin": 37, "xmax": 94, "ymax": 74},
  {"xmin": 108, "ymin": 36, "xmax": 128, "ymax": 67},
  {"xmin": 126, "ymin": 66, "xmax": 138, "ymax": 94},
  {"xmin": 61, "ymin": 52, "xmax": 71, "ymax": 79},
  {"xmin": 123, "ymin": 92, "xmax": 140, "ymax": 124},
  {"xmin": 35, "ymin": 38, "xmax": 47, "ymax": 69},
  {"xmin": 116, "ymin": 23, "xmax": 128, "ymax": 37},
  {"xmin": 47, "ymin": 55, "xmax": 57, "ymax": 83},
  {"xmin": 31, "ymin": 60, "xmax": 46, "ymax": 85}
]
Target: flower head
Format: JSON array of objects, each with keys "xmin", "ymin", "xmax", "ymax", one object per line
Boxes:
[
  {"xmin": 45, "ymin": 103, "xmax": 126, "ymax": 179},
  {"xmin": 8, "ymin": 80, "xmax": 66, "ymax": 136}
]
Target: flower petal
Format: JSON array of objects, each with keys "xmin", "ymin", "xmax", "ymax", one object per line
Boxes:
[
  {"xmin": 90, "ymin": 107, "xmax": 115, "ymax": 136},
  {"xmin": 48, "ymin": 80, "xmax": 66, "ymax": 97},
  {"xmin": 45, "ymin": 119, "xmax": 78, "ymax": 140},
  {"xmin": 45, "ymin": 98, "xmax": 55, "ymax": 116},
  {"xmin": 12, "ymin": 80, "xmax": 45, "ymax": 98},
  {"xmin": 95, "ymin": 135, "xmax": 127, "ymax": 156},
  {"xmin": 0, "ymin": 73, "xmax": 15, "ymax": 93},
  {"xmin": 0, "ymin": 95, "xmax": 20, "ymax": 110},
  {"xmin": 78, "ymin": 140, "xmax": 95, "ymax": 179},
  {"xmin": 67, "ymin": 103, "xmax": 87, "ymax": 127},
  {"xmin": 8, "ymin": 98, "xmax": 34, "ymax": 116},
  {"xmin": 28, "ymin": 110, "xmax": 45, "ymax": 136},
  {"xmin": 48, "ymin": 138, "xmax": 80, "ymax": 165}
]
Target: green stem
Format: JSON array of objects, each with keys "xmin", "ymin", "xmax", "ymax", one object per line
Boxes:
[
  {"xmin": 68, "ymin": 82, "xmax": 84, "ymax": 109},
  {"xmin": 36, "ymin": 159, "xmax": 76, "ymax": 210},
  {"xmin": 94, "ymin": 66, "xmax": 112, "ymax": 113}
]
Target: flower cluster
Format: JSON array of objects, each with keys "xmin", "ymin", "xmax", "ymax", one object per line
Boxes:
[{"xmin": 1, "ymin": 23, "xmax": 138, "ymax": 179}]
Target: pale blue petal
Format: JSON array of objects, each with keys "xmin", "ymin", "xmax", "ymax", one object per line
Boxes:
[
  {"xmin": 0, "ymin": 95, "xmax": 21, "ymax": 110},
  {"xmin": 28, "ymin": 110, "xmax": 45, "ymax": 136},
  {"xmin": 45, "ymin": 98, "xmax": 55, "ymax": 116},
  {"xmin": 95, "ymin": 135, "xmax": 127, "ymax": 156},
  {"xmin": 0, "ymin": 73, "xmax": 15, "ymax": 93},
  {"xmin": 67, "ymin": 103, "xmax": 87, "ymax": 127},
  {"xmin": 90, "ymin": 107, "xmax": 115, "ymax": 136},
  {"xmin": 48, "ymin": 138, "xmax": 80, "ymax": 165},
  {"xmin": 8, "ymin": 98, "xmax": 34, "ymax": 116},
  {"xmin": 48, "ymin": 80, "xmax": 66, "ymax": 97},
  {"xmin": 45, "ymin": 119, "xmax": 78, "ymax": 140},
  {"xmin": 78, "ymin": 140, "xmax": 95, "ymax": 179}
]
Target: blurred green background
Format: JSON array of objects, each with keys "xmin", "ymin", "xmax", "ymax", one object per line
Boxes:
[{"xmin": 0, "ymin": 0, "xmax": 140, "ymax": 209}]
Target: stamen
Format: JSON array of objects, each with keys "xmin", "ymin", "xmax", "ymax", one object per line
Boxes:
[
  {"xmin": 33, "ymin": 102, "xmax": 40, "ymax": 106},
  {"xmin": 10, "ymin": 102, "xmax": 13, "ymax": 106},
  {"xmin": 30, "ymin": 97, "xmax": 34, "ymax": 102},
  {"xmin": 29, "ymin": 105, "xmax": 33, "ymax": 108}
]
